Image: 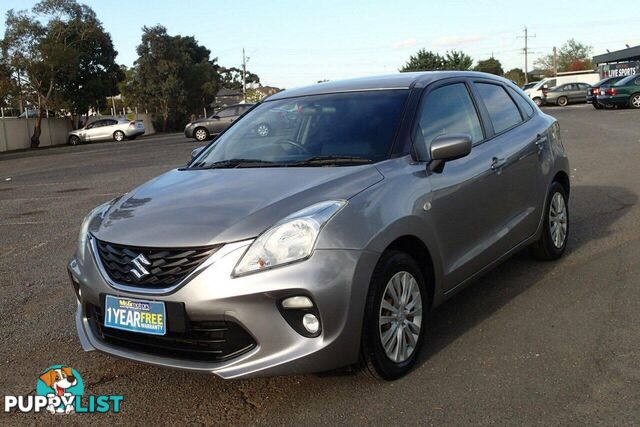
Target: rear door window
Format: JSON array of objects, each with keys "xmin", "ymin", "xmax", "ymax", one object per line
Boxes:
[
  {"xmin": 415, "ymin": 83, "xmax": 484, "ymax": 148},
  {"xmin": 475, "ymin": 83, "xmax": 523, "ymax": 134},
  {"xmin": 218, "ymin": 107, "xmax": 238, "ymax": 118}
]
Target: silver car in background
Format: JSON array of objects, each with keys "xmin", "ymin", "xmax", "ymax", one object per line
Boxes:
[
  {"xmin": 69, "ymin": 71, "xmax": 570, "ymax": 380},
  {"xmin": 68, "ymin": 117, "xmax": 145, "ymax": 145}
]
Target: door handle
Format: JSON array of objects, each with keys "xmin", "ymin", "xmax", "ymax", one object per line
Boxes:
[{"xmin": 491, "ymin": 157, "xmax": 506, "ymax": 171}]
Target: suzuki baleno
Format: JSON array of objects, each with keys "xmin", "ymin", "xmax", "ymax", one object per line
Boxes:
[{"xmin": 69, "ymin": 72, "xmax": 570, "ymax": 380}]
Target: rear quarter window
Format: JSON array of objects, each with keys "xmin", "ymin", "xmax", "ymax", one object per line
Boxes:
[
  {"xmin": 475, "ymin": 83, "xmax": 523, "ymax": 134},
  {"xmin": 507, "ymin": 87, "xmax": 534, "ymax": 118}
]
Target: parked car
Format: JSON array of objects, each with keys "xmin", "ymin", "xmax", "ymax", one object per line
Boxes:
[
  {"xmin": 596, "ymin": 74, "xmax": 640, "ymax": 109},
  {"xmin": 68, "ymin": 118, "xmax": 145, "ymax": 145},
  {"xmin": 69, "ymin": 72, "xmax": 570, "ymax": 380},
  {"xmin": 542, "ymin": 83, "xmax": 591, "ymax": 106},
  {"xmin": 524, "ymin": 73, "xmax": 600, "ymax": 106},
  {"xmin": 587, "ymin": 76, "xmax": 625, "ymax": 109},
  {"xmin": 184, "ymin": 104, "xmax": 255, "ymax": 141}
]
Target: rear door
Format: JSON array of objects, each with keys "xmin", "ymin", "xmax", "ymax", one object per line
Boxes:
[
  {"xmin": 96, "ymin": 119, "xmax": 118, "ymax": 140},
  {"xmin": 472, "ymin": 80, "xmax": 549, "ymax": 250},
  {"xmin": 419, "ymin": 79, "xmax": 507, "ymax": 289}
]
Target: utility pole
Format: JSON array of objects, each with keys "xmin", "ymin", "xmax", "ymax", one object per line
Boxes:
[
  {"xmin": 552, "ymin": 46, "xmax": 558, "ymax": 77},
  {"xmin": 242, "ymin": 48, "xmax": 247, "ymax": 103},
  {"xmin": 518, "ymin": 26, "xmax": 536, "ymax": 84}
]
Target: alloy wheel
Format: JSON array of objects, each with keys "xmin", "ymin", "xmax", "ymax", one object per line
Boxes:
[
  {"xmin": 195, "ymin": 128, "xmax": 208, "ymax": 141},
  {"xmin": 631, "ymin": 95, "xmax": 640, "ymax": 109},
  {"xmin": 378, "ymin": 271, "xmax": 422, "ymax": 363},
  {"xmin": 114, "ymin": 131, "xmax": 124, "ymax": 142},
  {"xmin": 549, "ymin": 192, "xmax": 568, "ymax": 248}
]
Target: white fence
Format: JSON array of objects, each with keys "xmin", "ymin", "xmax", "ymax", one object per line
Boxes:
[{"xmin": 0, "ymin": 113, "xmax": 157, "ymax": 153}]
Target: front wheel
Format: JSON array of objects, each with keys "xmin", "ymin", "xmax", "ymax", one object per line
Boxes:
[
  {"xmin": 360, "ymin": 251, "xmax": 427, "ymax": 380},
  {"xmin": 593, "ymin": 102, "xmax": 603, "ymax": 110},
  {"xmin": 255, "ymin": 123, "xmax": 271, "ymax": 137},
  {"xmin": 530, "ymin": 181, "xmax": 569, "ymax": 260},
  {"xmin": 629, "ymin": 93, "xmax": 640, "ymax": 109},
  {"xmin": 557, "ymin": 96, "xmax": 568, "ymax": 107},
  {"xmin": 194, "ymin": 127, "xmax": 209, "ymax": 142},
  {"xmin": 113, "ymin": 131, "xmax": 125, "ymax": 142}
]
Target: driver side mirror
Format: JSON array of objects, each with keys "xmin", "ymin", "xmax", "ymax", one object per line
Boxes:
[
  {"xmin": 191, "ymin": 146, "xmax": 205, "ymax": 159},
  {"xmin": 427, "ymin": 134, "xmax": 472, "ymax": 173}
]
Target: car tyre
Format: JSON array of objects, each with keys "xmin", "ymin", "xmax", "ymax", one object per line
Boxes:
[
  {"xmin": 593, "ymin": 102, "xmax": 603, "ymax": 110},
  {"xmin": 533, "ymin": 97, "xmax": 543, "ymax": 107},
  {"xmin": 68, "ymin": 135, "xmax": 80, "ymax": 146},
  {"xmin": 255, "ymin": 123, "xmax": 271, "ymax": 137},
  {"xmin": 629, "ymin": 93, "xmax": 640, "ymax": 109},
  {"xmin": 113, "ymin": 131, "xmax": 125, "ymax": 142},
  {"xmin": 359, "ymin": 250, "xmax": 427, "ymax": 380},
  {"xmin": 194, "ymin": 127, "xmax": 209, "ymax": 142},
  {"xmin": 557, "ymin": 96, "xmax": 568, "ymax": 107},
  {"xmin": 530, "ymin": 181, "xmax": 569, "ymax": 260}
]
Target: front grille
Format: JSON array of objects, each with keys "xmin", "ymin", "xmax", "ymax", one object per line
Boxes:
[
  {"xmin": 87, "ymin": 304, "xmax": 256, "ymax": 362},
  {"xmin": 94, "ymin": 238, "xmax": 220, "ymax": 289}
]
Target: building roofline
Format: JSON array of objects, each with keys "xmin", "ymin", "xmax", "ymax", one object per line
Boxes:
[{"xmin": 593, "ymin": 45, "xmax": 640, "ymax": 64}]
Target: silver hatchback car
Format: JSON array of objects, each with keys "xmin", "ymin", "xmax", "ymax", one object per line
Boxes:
[
  {"xmin": 68, "ymin": 72, "xmax": 570, "ymax": 380},
  {"xmin": 68, "ymin": 117, "xmax": 145, "ymax": 145}
]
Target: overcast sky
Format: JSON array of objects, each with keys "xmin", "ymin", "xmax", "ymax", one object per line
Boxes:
[{"xmin": 1, "ymin": 0, "xmax": 639, "ymax": 89}]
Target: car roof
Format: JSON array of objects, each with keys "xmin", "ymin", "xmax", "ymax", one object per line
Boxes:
[{"xmin": 267, "ymin": 71, "xmax": 511, "ymax": 100}]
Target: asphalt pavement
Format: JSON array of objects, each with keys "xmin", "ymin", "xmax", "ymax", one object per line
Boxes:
[{"xmin": 1, "ymin": 104, "xmax": 639, "ymax": 425}]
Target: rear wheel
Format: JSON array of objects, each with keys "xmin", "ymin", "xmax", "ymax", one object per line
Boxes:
[
  {"xmin": 530, "ymin": 181, "xmax": 569, "ymax": 260},
  {"xmin": 68, "ymin": 135, "xmax": 80, "ymax": 146},
  {"xmin": 113, "ymin": 131, "xmax": 125, "ymax": 142},
  {"xmin": 629, "ymin": 93, "xmax": 640, "ymax": 109},
  {"xmin": 533, "ymin": 97, "xmax": 543, "ymax": 107},
  {"xmin": 593, "ymin": 102, "xmax": 603, "ymax": 110},
  {"xmin": 194, "ymin": 127, "xmax": 209, "ymax": 142},
  {"xmin": 360, "ymin": 251, "xmax": 427, "ymax": 380},
  {"xmin": 557, "ymin": 96, "xmax": 568, "ymax": 107}
]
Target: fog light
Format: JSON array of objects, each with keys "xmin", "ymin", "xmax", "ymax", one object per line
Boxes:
[
  {"xmin": 302, "ymin": 313, "xmax": 320, "ymax": 334},
  {"xmin": 282, "ymin": 296, "xmax": 313, "ymax": 309}
]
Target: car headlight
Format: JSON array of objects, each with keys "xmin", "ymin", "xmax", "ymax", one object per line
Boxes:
[
  {"xmin": 233, "ymin": 200, "xmax": 347, "ymax": 276},
  {"xmin": 76, "ymin": 202, "xmax": 113, "ymax": 261}
]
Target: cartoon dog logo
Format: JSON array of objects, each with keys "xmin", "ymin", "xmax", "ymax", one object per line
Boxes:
[{"xmin": 37, "ymin": 366, "xmax": 81, "ymax": 414}]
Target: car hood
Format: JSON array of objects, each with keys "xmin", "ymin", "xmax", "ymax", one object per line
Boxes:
[{"xmin": 92, "ymin": 165, "xmax": 384, "ymax": 247}]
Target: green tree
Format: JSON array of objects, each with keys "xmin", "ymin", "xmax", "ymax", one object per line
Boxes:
[
  {"xmin": 444, "ymin": 50, "xmax": 474, "ymax": 70},
  {"xmin": 535, "ymin": 39, "xmax": 594, "ymax": 73},
  {"xmin": 129, "ymin": 26, "xmax": 227, "ymax": 131},
  {"xmin": 504, "ymin": 68, "xmax": 526, "ymax": 86},
  {"xmin": 400, "ymin": 49, "xmax": 445, "ymax": 72},
  {"xmin": 474, "ymin": 57, "xmax": 504, "ymax": 75},
  {"xmin": 0, "ymin": 0, "xmax": 122, "ymax": 146}
]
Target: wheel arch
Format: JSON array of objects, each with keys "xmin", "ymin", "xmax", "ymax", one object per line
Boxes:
[
  {"xmin": 553, "ymin": 170, "xmax": 570, "ymax": 198},
  {"xmin": 383, "ymin": 235, "xmax": 435, "ymax": 309}
]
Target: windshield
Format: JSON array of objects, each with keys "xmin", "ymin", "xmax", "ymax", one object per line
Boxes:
[
  {"xmin": 190, "ymin": 90, "xmax": 408, "ymax": 168},
  {"xmin": 615, "ymin": 74, "xmax": 638, "ymax": 86}
]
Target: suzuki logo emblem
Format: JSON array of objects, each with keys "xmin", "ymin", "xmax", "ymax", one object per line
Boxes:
[{"xmin": 129, "ymin": 254, "xmax": 151, "ymax": 280}]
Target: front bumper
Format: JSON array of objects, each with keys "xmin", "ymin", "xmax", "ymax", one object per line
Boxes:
[
  {"xmin": 184, "ymin": 126, "xmax": 195, "ymax": 138},
  {"xmin": 68, "ymin": 239, "xmax": 378, "ymax": 379}
]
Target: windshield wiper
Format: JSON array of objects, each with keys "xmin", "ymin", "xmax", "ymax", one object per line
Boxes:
[
  {"xmin": 197, "ymin": 159, "xmax": 279, "ymax": 169},
  {"xmin": 290, "ymin": 155, "xmax": 373, "ymax": 167}
]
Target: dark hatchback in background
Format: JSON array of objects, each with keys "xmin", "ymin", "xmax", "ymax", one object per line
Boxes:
[
  {"xmin": 587, "ymin": 76, "xmax": 625, "ymax": 109},
  {"xmin": 597, "ymin": 74, "xmax": 640, "ymax": 109},
  {"xmin": 542, "ymin": 83, "xmax": 591, "ymax": 106},
  {"xmin": 185, "ymin": 104, "xmax": 255, "ymax": 141}
]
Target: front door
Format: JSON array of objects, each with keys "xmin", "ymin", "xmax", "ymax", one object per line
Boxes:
[{"xmin": 417, "ymin": 80, "xmax": 508, "ymax": 290}]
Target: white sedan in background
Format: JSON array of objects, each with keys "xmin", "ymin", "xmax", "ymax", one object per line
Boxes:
[{"xmin": 68, "ymin": 118, "xmax": 145, "ymax": 145}]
